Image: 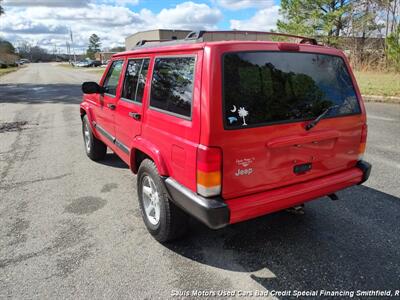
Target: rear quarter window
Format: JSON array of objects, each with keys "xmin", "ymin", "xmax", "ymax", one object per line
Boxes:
[
  {"xmin": 223, "ymin": 52, "xmax": 361, "ymax": 129},
  {"xmin": 150, "ymin": 56, "xmax": 195, "ymax": 118}
]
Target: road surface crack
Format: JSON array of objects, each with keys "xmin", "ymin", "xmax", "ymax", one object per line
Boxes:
[{"xmin": 0, "ymin": 121, "xmax": 28, "ymax": 133}]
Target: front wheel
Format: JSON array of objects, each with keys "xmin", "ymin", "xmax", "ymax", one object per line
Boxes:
[
  {"xmin": 137, "ymin": 159, "xmax": 189, "ymax": 242},
  {"xmin": 82, "ymin": 115, "xmax": 107, "ymax": 161}
]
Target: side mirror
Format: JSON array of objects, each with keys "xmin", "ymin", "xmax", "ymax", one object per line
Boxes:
[{"xmin": 82, "ymin": 81, "xmax": 105, "ymax": 94}]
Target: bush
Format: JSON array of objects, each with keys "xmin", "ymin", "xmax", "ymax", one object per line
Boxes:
[{"xmin": 386, "ymin": 24, "xmax": 400, "ymax": 72}]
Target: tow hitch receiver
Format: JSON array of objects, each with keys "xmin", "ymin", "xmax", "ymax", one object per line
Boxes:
[
  {"xmin": 328, "ymin": 193, "xmax": 339, "ymax": 200},
  {"xmin": 286, "ymin": 204, "xmax": 305, "ymax": 215}
]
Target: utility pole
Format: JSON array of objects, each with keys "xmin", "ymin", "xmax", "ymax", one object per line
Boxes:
[
  {"xmin": 66, "ymin": 41, "xmax": 71, "ymax": 63},
  {"xmin": 70, "ymin": 28, "xmax": 76, "ymax": 64}
]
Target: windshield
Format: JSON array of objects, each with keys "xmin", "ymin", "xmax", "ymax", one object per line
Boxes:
[{"xmin": 223, "ymin": 51, "xmax": 361, "ymax": 129}]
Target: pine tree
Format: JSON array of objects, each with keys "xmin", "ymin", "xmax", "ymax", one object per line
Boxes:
[
  {"xmin": 277, "ymin": 0, "xmax": 352, "ymax": 45},
  {"xmin": 86, "ymin": 34, "xmax": 101, "ymax": 59}
]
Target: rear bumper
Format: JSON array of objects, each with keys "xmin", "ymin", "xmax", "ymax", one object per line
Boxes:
[
  {"xmin": 227, "ymin": 161, "xmax": 371, "ymax": 224},
  {"xmin": 164, "ymin": 178, "xmax": 230, "ymax": 229},
  {"xmin": 165, "ymin": 160, "xmax": 371, "ymax": 228},
  {"xmin": 356, "ymin": 160, "xmax": 372, "ymax": 184}
]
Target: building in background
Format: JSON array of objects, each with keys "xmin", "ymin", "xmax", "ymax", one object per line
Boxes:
[
  {"xmin": 95, "ymin": 51, "xmax": 117, "ymax": 63},
  {"xmin": 125, "ymin": 30, "xmax": 386, "ymax": 69},
  {"xmin": 125, "ymin": 29, "xmax": 192, "ymax": 50}
]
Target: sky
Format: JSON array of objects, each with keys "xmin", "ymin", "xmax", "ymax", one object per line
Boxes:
[{"xmin": 0, "ymin": 0, "xmax": 282, "ymax": 53}]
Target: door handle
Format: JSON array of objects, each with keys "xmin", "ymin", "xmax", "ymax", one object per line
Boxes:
[
  {"xmin": 129, "ymin": 112, "xmax": 141, "ymax": 121},
  {"xmin": 107, "ymin": 104, "xmax": 116, "ymax": 110}
]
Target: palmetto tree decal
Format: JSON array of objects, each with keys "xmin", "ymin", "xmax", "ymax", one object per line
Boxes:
[{"xmin": 238, "ymin": 107, "xmax": 249, "ymax": 126}]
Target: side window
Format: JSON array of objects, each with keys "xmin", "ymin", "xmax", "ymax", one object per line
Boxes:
[
  {"xmin": 121, "ymin": 58, "xmax": 150, "ymax": 103},
  {"xmin": 135, "ymin": 59, "xmax": 149, "ymax": 103},
  {"xmin": 150, "ymin": 56, "xmax": 195, "ymax": 118},
  {"xmin": 103, "ymin": 60, "xmax": 124, "ymax": 96}
]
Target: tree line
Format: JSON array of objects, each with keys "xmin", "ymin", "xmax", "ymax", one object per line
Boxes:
[
  {"xmin": 0, "ymin": 0, "xmax": 398, "ymax": 70},
  {"xmin": 0, "ymin": 34, "xmax": 124, "ymax": 64},
  {"xmin": 278, "ymin": 0, "xmax": 399, "ymax": 71},
  {"xmin": 0, "ymin": 39, "xmax": 70, "ymax": 64}
]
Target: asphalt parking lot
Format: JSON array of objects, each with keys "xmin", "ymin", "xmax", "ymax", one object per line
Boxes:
[{"xmin": 0, "ymin": 63, "xmax": 399, "ymax": 299}]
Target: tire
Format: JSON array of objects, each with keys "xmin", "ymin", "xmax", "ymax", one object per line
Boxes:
[
  {"xmin": 137, "ymin": 159, "xmax": 189, "ymax": 242},
  {"xmin": 82, "ymin": 115, "xmax": 107, "ymax": 161}
]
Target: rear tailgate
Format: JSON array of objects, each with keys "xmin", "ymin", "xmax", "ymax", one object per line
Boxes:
[
  {"xmin": 208, "ymin": 45, "xmax": 365, "ymax": 199},
  {"xmin": 220, "ymin": 115, "xmax": 363, "ymax": 199}
]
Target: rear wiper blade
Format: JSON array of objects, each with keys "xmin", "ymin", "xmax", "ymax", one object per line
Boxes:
[{"xmin": 305, "ymin": 105, "xmax": 339, "ymax": 131}]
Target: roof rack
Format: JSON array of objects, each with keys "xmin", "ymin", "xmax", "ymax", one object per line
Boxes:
[
  {"xmin": 185, "ymin": 30, "xmax": 318, "ymax": 45},
  {"xmin": 132, "ymin": 30, "xmax": 318, "ymax": 49},
  {"xmin": 135, "ymin": 39, "xmax": 175, "ymax": 47},
  {"xmin": 131, "ymin": 39, "xmax": 199, "ymax": 50}
]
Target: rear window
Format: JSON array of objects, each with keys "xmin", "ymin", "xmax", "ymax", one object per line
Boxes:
[{"xmin": 223, "ymin": 52, "xmax": 361, "ymax": 129}]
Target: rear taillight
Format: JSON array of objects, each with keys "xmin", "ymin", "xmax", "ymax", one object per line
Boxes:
[
  {"xmin": 358, "ymin": 124, "xmax": 368, "ymax": 159},
  {"xmin": 196, "ymin": 145, "xmax": 222, "ymax": 197}
]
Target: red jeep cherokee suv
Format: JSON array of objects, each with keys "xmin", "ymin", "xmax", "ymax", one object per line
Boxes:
[{"xmin": 80, "ymin": 31, "xmax": 371, "ymax": 242}]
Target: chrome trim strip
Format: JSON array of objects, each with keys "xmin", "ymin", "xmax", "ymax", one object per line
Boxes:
[
  {"xmin": 95, "ymin": 124, "xmax": 130, "ymax": 154},
  {"xmin": 95, "ymin": 124, "xmax": 115, "ymax": 143},
  {"xmin": 115, "ymin": 139, "xmax": 130, "ymax": 154}
]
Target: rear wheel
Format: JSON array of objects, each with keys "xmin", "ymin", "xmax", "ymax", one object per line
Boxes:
[
  {"xmin": 137, "ymin": 159, "xmax": 188, "ymax": 242},
  {"xmin": 82, "ymin": 115, "xmax": 107, "ymax": 161}
]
